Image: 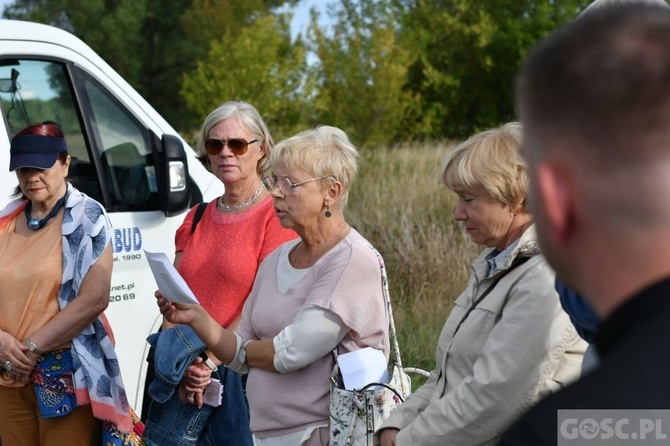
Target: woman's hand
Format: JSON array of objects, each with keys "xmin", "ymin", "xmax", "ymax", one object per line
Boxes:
[
  {"xmin": 380, "ymin": 428, "xmax": 400, "ymax": 446},
  {"xmin": 0, "ymin": 331, "xmax": 33, "ymax": 376},
  {"xmin": 156, "ymin": 291, "xmax": 237, "ymax": 365},
  {"xmin": 155, "ymin": 290, "xmax": 202, "ymax": 326},
  {"xmin": 179, "ymin": 357, "xmax": 212, "ymax": 408}
]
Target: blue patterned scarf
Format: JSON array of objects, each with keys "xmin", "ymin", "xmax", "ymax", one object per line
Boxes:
[{"xmin": 0, "ymin": 184, "xmax": 132, "ymax": 436}]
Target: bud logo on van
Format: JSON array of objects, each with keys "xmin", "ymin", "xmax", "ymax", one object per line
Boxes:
[{"xmin": 113, "ymin": 227, "xmax": 142, "ymax": 253}]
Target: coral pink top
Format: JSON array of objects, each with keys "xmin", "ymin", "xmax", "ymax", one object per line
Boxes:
[{"xmin": 175, "ymin": 196, "xmax": 297, "ymax": 327}]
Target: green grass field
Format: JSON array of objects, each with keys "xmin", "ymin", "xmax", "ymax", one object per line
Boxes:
[{"xmin": 347, "ymin": 141, "xmax": 481, "ymax": 387}]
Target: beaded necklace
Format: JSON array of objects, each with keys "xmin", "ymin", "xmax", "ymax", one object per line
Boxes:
[{"xmin": 25, "ymin": 193, "xmax": 67, "ymax": 230}]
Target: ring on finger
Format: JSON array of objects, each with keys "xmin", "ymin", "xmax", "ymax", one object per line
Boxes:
[
  {"xmin": 3, "ymin": 360, "xmax": 13, "ymax": 371},
  {"xmin": 187, "ymin": 393, "xmax": 195, "ymax": 402}
]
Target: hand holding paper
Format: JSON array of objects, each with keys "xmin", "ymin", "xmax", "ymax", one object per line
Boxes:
[{"xmin": 145, "ymin": 250, "xmax": 199, "ymax": 304}]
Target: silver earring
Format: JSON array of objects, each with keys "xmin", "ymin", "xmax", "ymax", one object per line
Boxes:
[{"xmin": 325, "ymin": 204, "xmax": 332, "ymax": 218}]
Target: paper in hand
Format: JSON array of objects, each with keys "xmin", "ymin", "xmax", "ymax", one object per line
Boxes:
[{"xmin": 144, "ymin": 250, "xmax": 200, "ymax": 304}]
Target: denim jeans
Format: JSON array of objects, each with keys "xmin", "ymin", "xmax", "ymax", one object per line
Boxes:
[{"xmin": 144, "ymin": 366, "xmax": 252, "ymax": 446}]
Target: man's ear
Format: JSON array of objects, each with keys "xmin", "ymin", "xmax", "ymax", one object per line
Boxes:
[{"xmin": 536, "ymin": 162, "xmax": 576, "ymax": 246}]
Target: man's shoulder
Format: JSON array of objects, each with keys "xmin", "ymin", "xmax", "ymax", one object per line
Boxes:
[
  {"xmin": 499, "ymin": 349, "xmax": 670, "ymax": 446},
  {"xmin": 498, "ymin": 373, "xmax": 601, "ymax": 446}
]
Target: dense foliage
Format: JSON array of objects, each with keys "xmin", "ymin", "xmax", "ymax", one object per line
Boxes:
[{"xmin": 2, "ymin": 0, "xmax": 591, "ymax": 144}]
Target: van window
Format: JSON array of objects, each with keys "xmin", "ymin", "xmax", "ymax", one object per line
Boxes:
[
  {"xmin": 0, "ymin": 59, "xmax": 102, "ymax": 201},
  {"xmin": 80, "ymin": 71, "xmax": 158, "ymax": 211},
  {"xmin": 0, "ymin": 58, "xmax": 160, "ymax": 212}
]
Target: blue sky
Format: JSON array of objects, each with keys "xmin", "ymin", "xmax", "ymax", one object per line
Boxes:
[{"xmin": 287, "ymin": 0, "xmax": 333, "ymax": 39}]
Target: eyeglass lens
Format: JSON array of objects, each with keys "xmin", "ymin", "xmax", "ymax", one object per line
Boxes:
[
  {"xmin": 262, "ymin": 174, "xmax": 279, "ymax": 193},
  {"xmin": 205, "ymin": 138, "xmax": 256, "ymax": 156},
  {"xmin": 262, "ymin": 174, "xmax": 289, "ymax": 195}
]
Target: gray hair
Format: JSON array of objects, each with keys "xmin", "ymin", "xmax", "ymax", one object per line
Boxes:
[
  {"xmin": 196, "ymin": 101, "xmax": 274, "ymax": 174},
  {"xmin": 269, "ymin": 126, "xmax": 359, "ymax": 210}
]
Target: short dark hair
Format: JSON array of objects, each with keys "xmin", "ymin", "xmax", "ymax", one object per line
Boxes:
[
  {"xmin": 517, "ymin": 3, "xmax": 670, "ymax": 165},
  {"xmin": 15, "ymin": 121, "xmax": 65, "ymax": 139}
]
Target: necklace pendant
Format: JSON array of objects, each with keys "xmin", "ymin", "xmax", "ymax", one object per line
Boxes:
[
  {"xmin": 27, "ymin": 219, "xmax": 41, "ymax": 230},
  {"xmin": 24, "ymin": 192, "xmax": 68, "ymax": 231}
]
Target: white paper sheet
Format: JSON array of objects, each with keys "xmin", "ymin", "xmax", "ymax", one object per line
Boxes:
[
  {"xmin": 337, "ymin": 347, "xmax": 390, "ymax": 391},
  {"xmin": 144, "ymin": 250, "xmax": 199, "ymax": 304}
]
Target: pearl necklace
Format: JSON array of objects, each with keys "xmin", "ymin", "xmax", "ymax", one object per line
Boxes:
[{"xmin": 217, "ymin": 184, "xmax": 264, "ymax": 213}]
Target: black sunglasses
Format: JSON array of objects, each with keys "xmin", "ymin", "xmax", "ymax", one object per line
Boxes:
[{"xmin": 204, "ymin": 138, "xmax": 259, "ymax": 156}]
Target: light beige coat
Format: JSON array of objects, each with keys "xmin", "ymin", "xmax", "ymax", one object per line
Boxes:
[{"xmin": 381, "ymin": 225, "xmax": 586, "ymax": 446}]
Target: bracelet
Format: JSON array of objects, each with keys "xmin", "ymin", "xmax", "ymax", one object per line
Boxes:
[
  {"xmin": 199, "ymin": 351, "xmax": 218, "ymax": 372},
  {"xmin": 25, "ymin": 338, "xmax": 44, "ymax": 356}
]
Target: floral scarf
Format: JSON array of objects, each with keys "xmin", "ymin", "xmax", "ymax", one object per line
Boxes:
[{"xmin": 0, "ymin": 184, "xmax": 134, "ymax": 439}]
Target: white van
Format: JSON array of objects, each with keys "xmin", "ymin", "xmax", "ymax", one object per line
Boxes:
[{"xmin": 0, "ymin": 19, "xmax": 222, "ymax": 411}]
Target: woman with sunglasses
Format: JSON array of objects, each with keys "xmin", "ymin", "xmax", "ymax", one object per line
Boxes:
[
  {"xmin": 143, "ymin": 102, "xmax": 297, "ymax": 446},
  {"xmin": 156, "ymin": 126, "xmax": 390, "ymax": 445}
]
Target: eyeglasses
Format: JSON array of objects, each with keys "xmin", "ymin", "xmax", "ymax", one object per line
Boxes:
[
  {"xmin": 261, "ymin": 173, "xmax": 336, "ymax": 196},
  {"xmin": 204, "ymin": 138, "xmax": 259, "ymax": 156}
]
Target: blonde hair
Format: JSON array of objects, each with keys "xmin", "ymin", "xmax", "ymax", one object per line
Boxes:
[
  {"xmin": 441, "ymin": 122, "xmax": 528, "ymax": 209},
  {"xmin": 269, "ymin": 126, "xmax": 359, "ymax": 210}
]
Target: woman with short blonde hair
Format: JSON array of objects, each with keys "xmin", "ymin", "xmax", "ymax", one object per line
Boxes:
[
  {"xmin": 441, "ymin": 122, "xmax": 527, "ymax": 211},
  {"xmin": 378, "ymin": 122, "xmax": 586, "ymax": 446}
]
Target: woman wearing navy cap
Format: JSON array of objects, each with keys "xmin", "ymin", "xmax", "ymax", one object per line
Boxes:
[{"xmin": 0, "ymin": 122, "xmax": 139, "ymax": 445}]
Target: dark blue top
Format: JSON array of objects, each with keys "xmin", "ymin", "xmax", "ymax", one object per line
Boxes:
[{"xmin": 555, "ymin": 278, "xmax": 600, "ymax": 343}]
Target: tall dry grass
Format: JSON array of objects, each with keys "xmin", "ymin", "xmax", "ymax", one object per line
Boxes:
[{"xmin": 347, "ymin": 141, "xmax": 480, "ymax": 386}]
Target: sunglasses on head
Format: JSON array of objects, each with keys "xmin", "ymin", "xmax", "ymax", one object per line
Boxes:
[{"xmin": 204, "ymin": 138, "xmax": 259, "ymax": 156}]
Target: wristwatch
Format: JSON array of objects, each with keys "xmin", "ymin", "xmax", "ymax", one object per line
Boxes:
[
  {"xmin": 238, "ymin": 340, "xmax": 253, "ymax": 366},
  {"xmin": 199, "ymin": 351, "xmax": 218, "ymax": 372},
  {"xmin": 26, "ymin": 339, "xmax": 44, "ymax": 356}
]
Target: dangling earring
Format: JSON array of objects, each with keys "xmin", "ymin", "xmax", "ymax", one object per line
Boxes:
[{"xmin": 325, "ymin": 204, "xmax": 332, "ymax": 218}]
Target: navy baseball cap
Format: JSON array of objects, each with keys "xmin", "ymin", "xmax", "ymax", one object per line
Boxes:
[{"xmin": 9, "ymin": 134, "xmax": 68, "ymax": 171}]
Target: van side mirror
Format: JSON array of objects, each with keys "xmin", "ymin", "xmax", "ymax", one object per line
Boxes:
[{"xmin": 157, "ymin": 134, "xmax": 191, "ymax": 216}]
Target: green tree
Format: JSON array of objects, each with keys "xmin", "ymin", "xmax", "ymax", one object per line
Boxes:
[
  {"xmin": 307, "ymin": 0, "xmax": 418, "ymax": 147},
  {"xmin": 395, "ymin": 0, "xmax": 590, "ymax": 139},
  {"xmin": 3, "ymin": 0, "xmax": 299, "ymax": 132},
  {"xmin": 181, "ymin": 9, "xmax": 310, "ymax": 138}
]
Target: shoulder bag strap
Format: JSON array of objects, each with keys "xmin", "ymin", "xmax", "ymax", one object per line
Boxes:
[
  {"xmin": 190, "ymin": 202, "xmax": 208, "ymax": 235},
  {"xmin": 452, "ymin": 255, "xmax": 532, "ymax": 336},
  {"xmin": 332, "ymin": 244, "xmax": 401, "ymax": 367}
]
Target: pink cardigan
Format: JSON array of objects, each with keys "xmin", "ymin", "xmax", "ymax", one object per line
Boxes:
[{"xmin": 237, "ymin": 229, "xmax": 390, "ymax": 438}]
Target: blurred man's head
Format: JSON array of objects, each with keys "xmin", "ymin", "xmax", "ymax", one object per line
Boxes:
[
  {"xmin": 516, "ymin": 3, "xmax": 670, "ymax": 312},
  {"xmin": 580, "ymin": 0, "xmax": 669, "ymax": 17}
]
